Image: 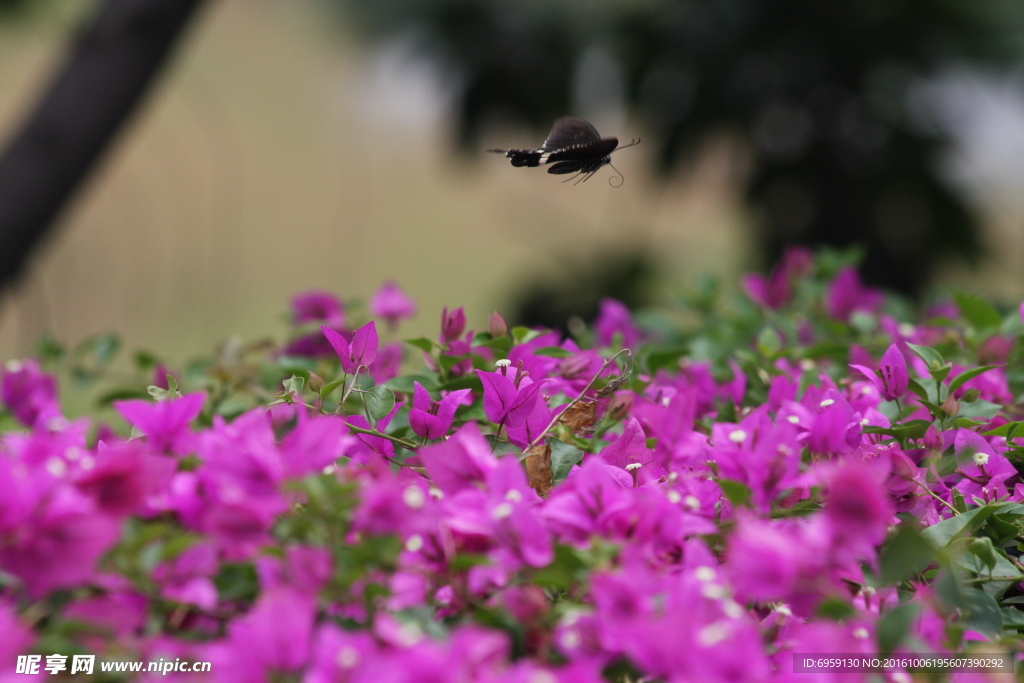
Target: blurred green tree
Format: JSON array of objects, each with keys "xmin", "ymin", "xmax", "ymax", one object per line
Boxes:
[{"xmin": 337, "ymin": 0, "xmax": 1024, "ymax": 296}]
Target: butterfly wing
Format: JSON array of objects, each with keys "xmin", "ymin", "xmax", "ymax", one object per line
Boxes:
[
  {"xmin": 546, "ymin": 160, "xmax": 584, "ymax": 175},
  {"xmin": 542, "ymin": 117, "xmax": 602, "ymax": 152}
]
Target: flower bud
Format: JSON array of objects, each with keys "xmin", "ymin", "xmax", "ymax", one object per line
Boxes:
[
  {"xmin": 488, "ymin": 311, "xmax": 508, "ymax": 338},
  {"xmin": 605, "ymin": 391, "xmax": 634, "ymax": 421},
  {"xmin": 922, "ymin": 424, "xmax": 942, "ymax": 451},
  {"xmin": 961, "ymin": 388, "xmax": 981, "ymax": 403},
  {"xmin": 308, "ymin": 372, "xmax": 324, "ymax": 394},
  {"xmin": 941, "ymin": 395, "xmax": 959, "ymax": 418}
]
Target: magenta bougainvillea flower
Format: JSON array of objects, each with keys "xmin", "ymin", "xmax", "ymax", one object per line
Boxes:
[
  {"xmin": 440, "ymin": 306, "xmax": 467, "ymax": 344},
  {"xmin": 290, "ymin": 290, "xmax": 344, "ymax": 328},
  {"xmin": 114, "ymin": 392, "xmax": 205, "ymax": 455},
  {"xmin": 475, "ymin": 366, "xmax": 547, "ymax": 428},
  {"xmin": 3, "ymin": 251, "xmax": 1024, "ymax": 682},
  {"xmin": 594, "ymin": 298, "xmax": 641, "ymax": 349},
  {"xmin": 742, "ymin": 246, "xmax": 814, "ymax": 309},
  {"xmin": 409, "ymin": 382, "xmax": 471, "ymax": 441},
  {"xmin": 825, "ymin": 266, "xmax": 884, "ymax": 322},
  {"xmin": 370, "ymin": 280, "xmax": 417, "ymax": 328},
  {"xmin": 1, "ymin": 359, "xmax": 61, "ymax": 429},
  {"xmin": 322, "ymin": 321, "xmax": 378, "ymax": 374},
  {"xmin": 850, "ymin": 343, "xmax": 909, "ymax": 401}
]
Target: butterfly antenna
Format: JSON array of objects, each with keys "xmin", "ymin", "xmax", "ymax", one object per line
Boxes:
[
  {"xmin": 607, "ymin": 160, "xmax": 625, "ymax": 188},
  {"xmin": 611, "ymin": 138, "xmax": 641, "ymax": 154}
]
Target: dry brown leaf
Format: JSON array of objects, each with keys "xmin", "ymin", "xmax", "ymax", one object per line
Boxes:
[
  {"xmin": 523, "ymin": 443, "xmax": 552, "ymax": 496},
  {"xmin": 558, "ymin": 400, "xmax": 597, "ymax": 432}
]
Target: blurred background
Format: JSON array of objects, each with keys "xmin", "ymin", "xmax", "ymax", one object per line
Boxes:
[{"xmin": 2, "ymin": 0, "xmax": 1024, "ymax": 363}]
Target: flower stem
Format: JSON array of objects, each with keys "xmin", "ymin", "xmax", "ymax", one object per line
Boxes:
[{"xmin": 524, "ymin": 348, "xmax": 632, "ymax": 452}]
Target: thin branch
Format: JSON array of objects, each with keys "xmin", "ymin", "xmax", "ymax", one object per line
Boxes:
[
  {"xmin": 524, "ymin": 349, "xmax": 632, "ymax": 452},
  {"xmin": 345, "ymin": 422, "xmax": 419, "ymax": 452}
]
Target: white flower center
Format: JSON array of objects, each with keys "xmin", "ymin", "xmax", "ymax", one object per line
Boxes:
[
  {"xmin": 45, "ymin": 457, "xmax": 66, "ymax": 477},
  {"xmin": 492, "ymin": 502, "xmax": 514, "ymax": 519},
  {"xmin": 972, "ymin": 452, "xmax": 990, "ymax": 466},
  {"xmin": 403, "ymin": 486, "xmax": 426, "ymax": 509},
  {"xmin": 694, "ymin": 566, "xmax": 716, "ymax": 582},
  {"xmin": 728, "ymin": 429, "xmax": 747, "ymax": 444},
  {"xmin": 337, "ymin": 647, "xmax": 360, "ymax": 669},
  {"xmin": 697, "ymin": 622, "xmax": 730, "ymax": 647},
  {"xmin": 405, "ymin": 534, "xmax": 424, "ymax": 552},
  {"xmin": 495, "ymin": 359, "xmax": 512, "ymax": 368}
]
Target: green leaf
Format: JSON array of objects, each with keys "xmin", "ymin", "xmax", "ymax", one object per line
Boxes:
[
  {"xmin": 216, "ymin": 393, "xmax": 257, "ymax": 418},
  {"xmin": 1000, "ymin": 607, "xmax": 1024, "ymax": 629},
  {"xmin": 956, "ymin": 399, "xmax": 1001, "ymax": 421},
  {"xmin": 476, "ymin": 336, "xmax": 512, "ymax": 356},
  {"xmin": 952, "ymin": 418, "xmax": 986, "ymax": 429},
  {"xmin": 905, "ymin": 343, "xmax": 944, "ymax": 371},
  {"xmin": 815, "ymin": 597, "xmax": 856, "ymax": 621},
  {"xmin": 511, "ymin": 327, "xmax": 543, "ymax": 345},
  {"xmin": 878, "ymin": 523, "xmax": 935, "ymax": 585},
  {"xmin": 384, "ymin": 374, "xmax": 441, "ymax": 394},
  {"xmin": 533, "ymin": 346, "xmax": 573, "ymax": 358},
  {"xmin": 214, "ymin": 562, "xmax": 259, "ymax": 603},
  {"xmin": 550, "ymin": 439, "xmax": 584, "ymax": 484},
  {"xmin": 921, "ymin": 506, "xmax": 997, "ymax": 548},
  {"xmin": 877, "ymin": 602, "xmax": 921, "ymax": 654},
  {"xmin": 907, "ymin": 378, "xmax": 935, "ymax": 403},
  {"xmin": 76, "ymin": 333, "xmax": 122, "ymax": 367},
  {"xmin": 405, "ymin": 337, "xmax": 437, "ymax": 354},
  {"xmin": 802, "ymin": 340, "xmax": 849, "ymax": 361},
  {"xmin": 319, "ymin": 377, "xmax": 346, "ymax": 400},
  {"xmin": 716, "ymin": 478, "xmax": 751, "ymax": 508},
  {"xmin": 643, "ymin": 346, "xmax": 688, "ymax": 374},
  {"xmin": 982, "ymin": 421, "xmax": 1024, "ymax": 438},
  {"xmin": 948, "ymin": 365, "xmax": 1001, "ymax": 394},
  {"xmin": 276, "ymin": 356, "xmax": 318, "ymax": 374},
  {"xmin": 966, "ymin": 537, "xmax": 999, "ymax": 572},
  {"xmin": 530, "ymin": 544, "xmax": 587, "ymax": 590},
  {"xmin": 95, "ymin": 386, "xmax": 152, "ymax": 406},
  {"xmin": 954, "ymin": 291, "xmax": 1002, "ymax": 331},
  {"xmin": 283, "ymin": 375, "xmax": 305, "ymax": 396},
  {"xmin": 439, "ymin": 375, "xmax": 482, "ymax": 392},
  {"xmin": 438, "ymin": 353, "xmax": 469, "ymax": 374},
  {"xmin": 959, "ymin": 588, "xmax": 1004, "ymax": 638},
  {"xmin": 364, "ymin": 386, "xmax": 396, "ymax": 424},
  {"xmin": 756, "ymin": 327, "xmax": 782, "ymax": 356}
]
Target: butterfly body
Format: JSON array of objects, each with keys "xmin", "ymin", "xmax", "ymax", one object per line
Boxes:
[{"xmin": 488, "ymin": 117, "xmax": 638, "ymax": 185}]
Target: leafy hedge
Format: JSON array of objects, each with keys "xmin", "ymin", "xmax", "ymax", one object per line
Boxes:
[{"xmin": 2, "ymin": 250, "xmax": 1024, "ymax": 681}]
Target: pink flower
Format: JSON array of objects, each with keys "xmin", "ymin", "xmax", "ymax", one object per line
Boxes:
[
  {"xmin": 290, "ymin": 291, "xmax": 343, "ymax": 327},
  {"xmin": 850, "ymin": 343, "xmax": 909, "ymax": 401},
  {"xmin": 370, "ymin": 281, "xmax": 417, "ymax": 328},
  {"xmin": 440, "ymin": 306, "xmax": 467, "ymax": 344},
  {"xmin": 826, "ymin": 267, "xmax": 883, "ymax": 322},
  {"xmin": 370, "ymin": 341, "xmax": 403, "ymax": 383},
  {"xmin": 476, "ymin": 368, "xmax": 547, "ymax": 429},
  {"xmin": 114, "ymin": 392, "xmax": 205, "ymax": 455},
  {"xmin": 742, "ymin": 246, "xmax": 814, "ymax": 309},
  {"xmin": 322, "ymin": 321, "xmax": 378, "ymax": 374},
  {"xmin": 409, "ymin": 382, "xmax": 471, "ymax": 441},
  {"xmin": 594, "ymin": 298, "xmax": 641, "ymax": 349},
  {"xmin": 1, "ymin": 359, "xmax": 61, "ymax": 429}
]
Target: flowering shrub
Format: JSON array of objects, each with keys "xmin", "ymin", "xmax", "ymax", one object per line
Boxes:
[{"xmin": 3, "ymin": 250, "xmax": 1024, "ymax": 681}]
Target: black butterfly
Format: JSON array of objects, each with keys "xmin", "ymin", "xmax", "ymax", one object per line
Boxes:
[{"xmin": 488, "ymin": 117, "xmax": 640, "ymax": 186}]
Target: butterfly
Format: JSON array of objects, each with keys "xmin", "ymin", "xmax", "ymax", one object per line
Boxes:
[{"xmin": 488, "ymin": 117, "xmax": 640, "ymax": 186}]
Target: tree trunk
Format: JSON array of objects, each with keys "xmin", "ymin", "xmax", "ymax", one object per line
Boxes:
[{"xmin": 0, "ymin": 0, "xmax": 208, "ymax": 288}]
